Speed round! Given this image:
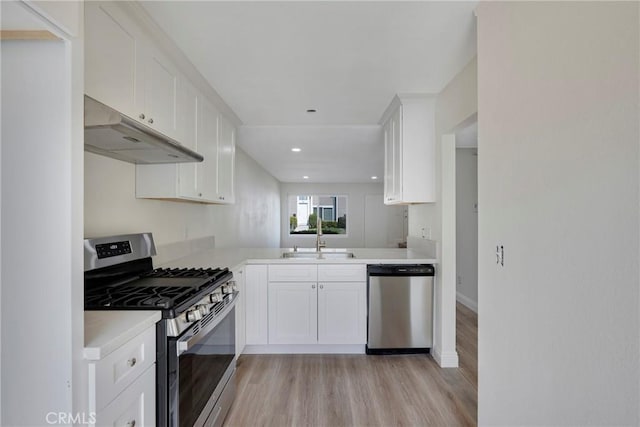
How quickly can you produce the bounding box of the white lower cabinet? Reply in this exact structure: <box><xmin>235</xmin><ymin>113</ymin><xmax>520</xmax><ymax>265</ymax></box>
<box><xmin>95</xmin><ymin>365</ymin><xmax>155</xmax><ymax>427</ymax></box>
<box><xmin>245</xmin><ymin>264</ymin><xmax>268</xmax><ymax>345</ymax></box>
<box><xmin>87</xmin><ymin>324</ymin><xmax>156</xmax><ymax>427</ymax></box>
<box><xmin>268</xmin><ymin>282</ymin><xmax>318</xmax><ymax>344</ymax></box>
<box><xmin>317</xmin><ymin>282</ymin><xmax>366</xmax><ymax>344</ymax></box>
<box><xmin>264</xmin><ymin>264</ymin><xmax>367</xmax><ymax>346</ymax></box>
<box><xmin>232</xmin><ymin>265</ymin><xmax>246</xmax><ymax>358</ymax></box>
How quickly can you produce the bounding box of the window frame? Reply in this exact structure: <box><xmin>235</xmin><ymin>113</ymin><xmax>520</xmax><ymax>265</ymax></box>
<box><xmin>287</xmin><ymin>194</ymin><xmax>349</xmax><ymax>238</ymax></box>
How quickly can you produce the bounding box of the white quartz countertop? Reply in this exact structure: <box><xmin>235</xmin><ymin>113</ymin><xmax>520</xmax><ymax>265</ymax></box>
<box><xmin>160</xmin><ymin>247</ymin><xmax>437</xmax><ymax>270</ymax></box>
<box><xmin>84</xmin><ymin>311</ymin><xmax>161</xmax><ymax>361</ymax></box>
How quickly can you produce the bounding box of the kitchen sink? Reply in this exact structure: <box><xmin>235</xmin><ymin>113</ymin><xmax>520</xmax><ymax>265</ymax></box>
<box><xmin>282</xmin><ymin>251</ymin><xmax>356</xmax><ymax>259</ymax></box>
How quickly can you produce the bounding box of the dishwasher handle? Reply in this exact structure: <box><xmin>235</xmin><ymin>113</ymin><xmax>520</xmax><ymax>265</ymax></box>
<box><xmin>367</xmin><ymin>264</ymin><xmax>435</xmax><ymax>276</ymax></box>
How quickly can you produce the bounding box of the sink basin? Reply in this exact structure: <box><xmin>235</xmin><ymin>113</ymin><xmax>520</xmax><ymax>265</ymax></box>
<box><xmin>282</xmin><ymin>251</ymin><xmax>355</xmax><ymax>259</ymax></box>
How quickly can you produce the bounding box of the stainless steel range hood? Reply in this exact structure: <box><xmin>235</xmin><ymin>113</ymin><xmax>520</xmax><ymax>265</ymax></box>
<box><xmin>84</xmin><ymin>96</ymin><xmax>204</xmax><ymax>164</ymax></box>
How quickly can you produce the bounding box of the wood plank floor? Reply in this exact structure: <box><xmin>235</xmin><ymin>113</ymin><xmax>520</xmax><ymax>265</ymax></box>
<box><xmin>224</xmin><ymin>303</ymin><xmax>477</xmax><ymax>426</ymax></box>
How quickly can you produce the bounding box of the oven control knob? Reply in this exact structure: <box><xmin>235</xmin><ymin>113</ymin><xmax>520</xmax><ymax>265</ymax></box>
<box><xmin>185</xmin><ymin>309</ymin><xmax>202</xmax><ymax>323</ymax></box>
<box><xmin>208</xmin><ymin>290</ymin><xmax>223</xmax><ymax>303</ymax></box>
<box><xmin>197</xmin><ymin>304</ymin><xmax>210</xmax><ymax>316</ymax></box>
<box><xmin>222</xmin><ymin>281</ymin><xmax>236</xmax><ymax>294</ymax></box>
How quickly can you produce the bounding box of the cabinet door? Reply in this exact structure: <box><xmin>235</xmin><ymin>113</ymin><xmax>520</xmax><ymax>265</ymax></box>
<box><xmin>268</xmin><ymin>282</ymin><xmax>317</xmax><ymax>344</ymax></box>
<box><xmin>245</xmin><ymin>265</ymin><xmax>268</xmax><ymax>345</ymax></box>
<box><xmin>95</xmin><ymin>365</ymin><xmax>155</xmax><ymax>427</ymax></box>
<box><xmin>318</xmin><ymin>282</ymin><xmax>366</xmax><ymax>344</ymax></box>
<box><xmin>176</xmin><ymin>76</ymin><xmax>198</xmax><ymax>151</ymax></box>
<box><xmin>197</xmin><ymin>98</ymin><xmax>219</xmax><ymax>201</ymax></box>
<box><xmin>390</xmin><ymin>106</ymin><xmax>403</xmax><ymax>202</ymax></box>
<box><xmin>85</xmin><ymin>3</ymin><xmax>143</xmax><ymax>120</ymax></box>
<box><xmin>142</xmin><ymin>47</ymin><xmax>178</xmax><ymax>139</ymax></box>
<box><xmin>383</xmin><ymin>119</ymin><xmax>394</xmax><ymax>202</ymax></box>
<box><xmin>232</xmin><ymin>266</ymin><xmax>246</xmax><ymax>359</ymax></box>
<box><xmin>177</xmin><ymin>79</ymin><xmax>199</xmax><ymax>199</ymax></box>
<box><xmin>216</xmin><ymin>114</ymin><xmax>236</xmax><ymax>203</ymax></box>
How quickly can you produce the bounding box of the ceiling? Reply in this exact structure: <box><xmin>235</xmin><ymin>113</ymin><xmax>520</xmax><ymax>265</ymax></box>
<box><xmin>141</xmin><ymin>1</ymin><xmax>478</xmax><ymax>183</ymax></box>
<box><xmin>1</xmin><ymin>1</ymin><xmax>48</xmax><ymax>30</ymax></box>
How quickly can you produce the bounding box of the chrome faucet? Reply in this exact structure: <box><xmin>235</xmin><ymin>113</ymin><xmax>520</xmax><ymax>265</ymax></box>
<box><xmin>316</xmin><ymin>217</ymin><xmax>326</xmax><ymax>251</ymax></box>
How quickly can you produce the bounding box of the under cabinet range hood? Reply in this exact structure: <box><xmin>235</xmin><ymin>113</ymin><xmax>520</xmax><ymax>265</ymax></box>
<box><xmin>84</xmin><ymin>96</ymin><xmax>204</xmax><ymax>164</ymax></box>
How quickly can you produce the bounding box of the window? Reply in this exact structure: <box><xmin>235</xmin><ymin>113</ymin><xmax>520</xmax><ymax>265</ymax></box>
<box><xmin>288</xmin><ymin>195</ymin><xmax>347</xmax><ymax>235</ymax></box>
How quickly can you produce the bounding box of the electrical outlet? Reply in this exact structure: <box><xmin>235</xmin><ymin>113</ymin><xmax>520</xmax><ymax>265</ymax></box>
<box><xmin>457</xmin><ymin>275</ymin><xmax>462</xmax><ymax>285</ymax></box>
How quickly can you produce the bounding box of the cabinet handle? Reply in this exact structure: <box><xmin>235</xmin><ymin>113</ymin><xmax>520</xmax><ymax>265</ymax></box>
<box><xmin>148</xmin><ymin>118</ymin><xmax>154</xmax><ymax>124</ymax></box>
<box><xmin>319</xmin><ymin>284</ymin><xmax>323</xmax><ymax>289</ymax></box>
<box><xmin>139</xmin><ymin>113</ymin><xmax>145</xmax><ymax>120</ymax></box>
<box><xmin>126</xmin><ymin>420</ymin><xmax>136</xmax><ymax>427</ymax></box>
<box><xmin>198</xmin><ymin>193</ymin><xmax>202</xmax><ymax>197</ymax></box>
<box><xmin>311</xmin><ymin>284</ymin><xmax>315</xmax><ymax>289</ymax></box>
<box><xmin>127</xmin><ymin>357</ymin><xmax>137</xmax><ymax>367</ymax></box>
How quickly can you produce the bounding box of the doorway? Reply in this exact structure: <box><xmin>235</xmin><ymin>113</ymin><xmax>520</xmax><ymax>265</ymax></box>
<box><xmin>455</xmin><ymin>122</ymin><xmax>478</xmax><ymax>312</ymax></box>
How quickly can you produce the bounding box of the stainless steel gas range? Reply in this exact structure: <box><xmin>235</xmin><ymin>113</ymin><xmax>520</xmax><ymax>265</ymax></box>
<box><xmin>84</xmin><ymin>233</ymin><xmax>237</xmax><ymax>427</ymax></box>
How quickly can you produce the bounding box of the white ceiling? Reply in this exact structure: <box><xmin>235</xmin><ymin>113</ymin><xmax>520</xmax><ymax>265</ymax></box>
<box><xmin>1</xmin><ymin>1</ymin><xmax>48</xmax><ymax>30</ymax></box>
<box><xmin>141</xmin><ymin>1</ymin><xmax>478</xmax><ymax>183</ymax></box>
<box><xmin>239</xmin><ymin>125</ymin><xmax>383</xmax><ymax>183</ymax></box>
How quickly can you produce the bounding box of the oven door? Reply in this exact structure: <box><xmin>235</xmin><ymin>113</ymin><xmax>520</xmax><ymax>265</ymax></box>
<box><xmin>169</xmin><ymin>299</ymin><xmax>237</xmax><ymax>427</ymax></box>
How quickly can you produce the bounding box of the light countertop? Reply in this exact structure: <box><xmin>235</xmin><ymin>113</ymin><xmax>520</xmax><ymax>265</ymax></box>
<box><xmin>160</xmin><ymin>247</ymin><xmax>437</xmax><ymax>270</ymax></box>
<box><xmin>84</xmin><ymin>248</ymin><xmax>435</xmax><ymax>358</ymax></box>
<box><xmin>84</xmin><ymin>310</ymin><xmax>161</xmax><ymax>360</ymax></box>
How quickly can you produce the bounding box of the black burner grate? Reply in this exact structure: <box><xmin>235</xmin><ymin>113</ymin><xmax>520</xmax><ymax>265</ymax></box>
<box><xmin>84</xmin><ymin>265</ymin><xmax>231</xmax><ymax>316</ymax></box>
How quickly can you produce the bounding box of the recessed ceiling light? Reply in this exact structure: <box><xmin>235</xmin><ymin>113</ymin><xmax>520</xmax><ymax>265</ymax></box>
<box><xmin>291</xmin><ymin>147</ymin><xmax>301</xmax><ymax>152</ymax></box>
<box><xmin>303</xmin><ymin>176</ymin><xmax>309</xmax><ymax>179</ymax></box>
<box><xmin>306</xmin><ymin>109</ymin><xmax>317</xmax><ymax>113</ymax></box>
<box><xmin>371</xmin><ymin>176</ymin><xmax>378</xmax><ymax>180</ymax></box>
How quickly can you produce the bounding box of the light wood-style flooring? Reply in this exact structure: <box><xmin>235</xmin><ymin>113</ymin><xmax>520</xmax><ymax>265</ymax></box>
<box><xmin>224</xmin><ymin>303</ymin><xmax>477</xmax><ymax>426</ymax></box>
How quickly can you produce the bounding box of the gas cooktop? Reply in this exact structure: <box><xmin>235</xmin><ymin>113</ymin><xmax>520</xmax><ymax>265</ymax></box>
<box><xmin>85</xmin><ymin>267</ymin><xmax>231</xmax><ymax>311</ymax></box>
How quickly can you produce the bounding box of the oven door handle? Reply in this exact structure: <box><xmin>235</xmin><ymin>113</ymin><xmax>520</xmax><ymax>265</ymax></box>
<box><xmin>177</xmin><ymin>294</ymin><xmax>237</xmax><ymax>356</ymax></box>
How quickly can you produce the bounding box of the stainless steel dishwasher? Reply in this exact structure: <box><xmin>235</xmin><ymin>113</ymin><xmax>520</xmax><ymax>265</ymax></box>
<box><xmin>366</xmin><ymin>264</ymin><xmax>435</xmax><ymax>355</ymax></box>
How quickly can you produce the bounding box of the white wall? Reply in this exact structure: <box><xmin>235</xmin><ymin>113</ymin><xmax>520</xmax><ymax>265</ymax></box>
<box><xmin>408</xmin><ymin>58</ymin><xmax>478</xmax><ymax>242</ymax></box>
<box><xmin>477</xmin><ymin>2</ymin><xmax>639</xmax><ymax>424</ymax></box>
<box><xmin>1</xmin><ymin>37</ymin><xmax>78</xmax><ymax>426</ymax></box>
<box><xmin>280</xmin><ymin>183</ymin><xmax>404</xmax><ymax>248</ymax></box>
<box><xmin>408</xmin><ymin>57</ymin><xmax>478</xmax><ymax>367</ymax></box>
<box><xmin>85</xmin><ymin>146</ymin><xmax>281</xmax><ymax>251</ymax></box>
<box><xmin>210</xmin><ymin>148</ymin><xmax>281</xmax><ymax>248</ymax></box>
<box><xmin>455</xmin><ymin>148</ymin><xmax>477</xmax><ymax>312</ymax></box>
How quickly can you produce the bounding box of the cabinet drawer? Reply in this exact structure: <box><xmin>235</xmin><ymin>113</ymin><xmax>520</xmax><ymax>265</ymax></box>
<box><xmin>268</xmin><ymin>264</ymin><xmax>317</xmax><ymax>282</ymax></box>
<box><xmin>91</xmin><ymin>325</ymin><xmax>156</xmax><ymax>411</ymax></box>
<box><xmin>95</xmin><ymin>365</ymin><xmax>155</xmax><ymax>427</ymax></box>
<box><xmin>318</xmin><ymin>264</ymin><xmax>366</xmax><ymax>282</ymax></box>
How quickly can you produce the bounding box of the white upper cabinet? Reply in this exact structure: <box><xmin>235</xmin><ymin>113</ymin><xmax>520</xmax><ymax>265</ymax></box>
<box><xmin>380</xmin><ymin>95</ymin><xmax>436</xmax><ymax>204</ymax></box>
<box><xmin>136</xmin><ymin>96</ymin><xmax>234</xmax><ymax>204</ymax></box>
<box><xmin>176</xmin><ymin>77</ymin><xmax>198</xmax><ymax>151</ymax></box>
<box><xmin>85</xmin><ymin>2</ymin><xmax>143</xmax><ymax>121</ymax></box>
<box><xmin>197</xmin><ymin>97</ymin><xmax>220</xmax><ymax>201</ymax></box>
<box><xmin>216</xmin><ymin>114</ymin><xmax>236</xmax><ymax>204</ymax></box>
<box><xmin>141</xmin><ymin>47</ymin><xmax>178</xmax><ymax>138</ymax></box>
<box><xmin>86</xmin><ymin>1</ymin><xmax>238</xmax><ymax>204</ymax></box>
<box><xmin>86</xmin><ymin>2</ymin><xmax>178</xmax><ymax>141</ymax></box>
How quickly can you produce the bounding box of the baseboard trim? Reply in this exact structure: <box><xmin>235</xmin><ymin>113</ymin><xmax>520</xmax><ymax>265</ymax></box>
<box><xmin>432</xmin><ymin>346</ymin><xmax>459</xmax><ymax>368</ymax></box>
<box><xmin>243</xmin><ymin>344</ymin><xmax>365</xmax><ymax>354</ymax></box>
<box><xmin>456</xmin><ymin>291</ymin><xmax>478</xmax><ymax>313</ymax></box>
